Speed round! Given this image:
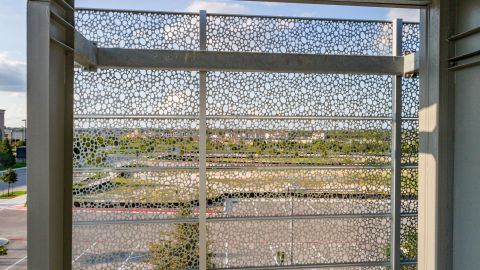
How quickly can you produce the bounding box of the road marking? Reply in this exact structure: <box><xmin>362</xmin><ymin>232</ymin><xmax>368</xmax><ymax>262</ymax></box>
<box><xmin>129</xmin><ymin>254</ymin><xmax>146</xmax><ymax>260</ymax></box>
<box><xmin>269</xmin><ymin>244</ymin><xmax>286</xmax><ymax>266</ymax></box>
<box><xmin>252</xmin><ymin>201</ymin><xmax>259</xmax><ymax>216</ymax></box>
<box><xmin>269</xmin><ymin>245</ymin><xmax>279</xmax><ymax>266</ymax></box>
<box><xmin>4</xmin><ymin>255</ymin><xmax>27</xmax><ymax>270</ymax></box>
<box><xmin>72</xmin><ymin>242</ymin><xmax>97</xmax><ymax>263</ymax></box>
<box><xmin>118</xmin><ymin>244</ymin><xmax>139</xmax><ymax>270</ymax></box>
<box><xmin>224</xmin><ymin>242</ymin><xmax>229</xmax><ymax>266</ymax></box>
<box><xmin>312</xmin><ymin>245</ymin><xmax>318</xmax><ymax>257</ymax></box>
<box><xmin>307</xmin><ymin>201</ymin><xmax>315</xmax><ymax>212</ymax></box>
<box><xmin>312</xmin><ymin>245</ymin><xmax>327</xmax><ymax>261</ymax></box>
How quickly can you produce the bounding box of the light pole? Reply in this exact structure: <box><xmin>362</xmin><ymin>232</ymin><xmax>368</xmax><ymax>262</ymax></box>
<box><xmin>22</xmin><ymin>119</ymin><xmax>26</xmax><ymax>142</ymax></box>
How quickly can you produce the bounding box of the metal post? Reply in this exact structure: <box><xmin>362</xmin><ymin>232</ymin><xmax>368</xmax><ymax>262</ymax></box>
<box><xmin>290</xmin><ymin>186</ymin><xmax>294</xmax><ymax>265</ymax></box>
<box><xmin>199</xmin><ymin>9</ymin><xmax>208</xmax><ymax>270</ymax></box>
<box><xmin>418</xmin><ymin>4</ymin><xmax>455</xmax><ymax>270</ymax></box>
<box><xmin>391</xmin><ymin>18</ymin><xmax>403</xmax><ymax>270</ymax></box>
<box><xmin>22</xmin><ymin>119</ymin><xmax>27</xmax><ymax>141</ymax></box>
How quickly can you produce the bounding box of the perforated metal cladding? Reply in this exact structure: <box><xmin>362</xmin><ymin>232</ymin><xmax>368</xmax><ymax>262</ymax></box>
<box><xmin>75</xmin><ymin>70</ymin><xmax>199</xmax><ymax>116</ymax></box>
<box><xmin>402</xmin><ymin>23</ymin><xmax>420</xmax><ymax>54</ymax></box>
<box><xmin>207</xmin><ymin>72</ymin><xmax>393</xmax><ymax>117</ymax></box>
<box><xmin>75</xmin><ymin>10</ymin><xmax>200</xmax><ymax>50</ymax></box>
<box><xmin>72</xmin><ymin>222</ymin><xmax>200</xmax><ymax>269</ymax></box>
<box><xmin>207</xmin><ymin>168</ymin><xmax>419</xmax><ymax>218</ymax></box>
<box><xmin>73</xmin><ymin>67</ymin><xmax>201</xmax><ymax>270</ymax></box>
<box><xmin>207</xmin><ymin>15</ymin><xmax>393</xmax><ymax>55</ymax></box>
<box><xmin>208</xmin><ymin>218</ymin><xmax>390</xmax><ymax>268</ymax></box>
<box><xmin>402</xmin><ymin>23</ymin><xmax>420</xmax><ymax>119</ymax></box>
<box><xmin>399</xmin><ymin>24</ymin><xmax>419</xmax><ymax>265</ymax></box>
<box><xmin>73</xmin><ymin>10</ymin><xmax>420</xmax><ymax>270</ymax></box>
<box><xmin>205</xmin><ymin>71</ymin><xmax>395</xmax><ymax>268</ymax></box>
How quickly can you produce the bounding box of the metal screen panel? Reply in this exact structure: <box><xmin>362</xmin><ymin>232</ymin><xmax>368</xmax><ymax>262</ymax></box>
<box><xmin>205</xmin><ymin>70</ymin><xmax>393</xmax><ymax>268</ymax></box>
<box><xmin>207</xmin><ymin>15</ymin><xmax>393</xmax><ymax>55</ymax></box>
<box><xmin>208</xmin><ymin>218</ymin><xmax>390</xmax><ymax>268</ymax></box>
<box><xmin>76</xmin><ymin>10</ymin><xmax>200</xmax><ymax>50</ymax></box>
<box><xmin>400</xmin><ymin>23</ymin><xmax>419</xmax><ymax>264</ymax></box>
<box><xmin>72</xmin><ymin>69</ymin><xmax>201</xmax><ymax>269</ymax></box>
<box><xmin>73</xmin><ymin>9</ymin><xmax>419</xmax><ymax>270</ymax></box>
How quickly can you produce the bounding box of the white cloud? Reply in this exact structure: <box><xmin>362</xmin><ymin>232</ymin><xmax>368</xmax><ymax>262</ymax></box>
<box><xmin>260</xmin><ymin>2</ymin><xmax>286</xmax><ymax>6</ymax></box>
<box><xmin>0</xmin><ymin>53</ymin><xmax>26</xmax><ymax>92</ymax></box>
<box><xmin>0</xmin><ymin>92</ymin><xmax>26</xmax><ymax>127</ymax></box>
<box><xmin>184</xmin><ymin>0</ymin><xmax>248</xmax><ymax>14</ymax></box>
<box><xmin>386</xmin><ymin>8</ymin><xmax>420</xmax><ymax>22</ymax></box>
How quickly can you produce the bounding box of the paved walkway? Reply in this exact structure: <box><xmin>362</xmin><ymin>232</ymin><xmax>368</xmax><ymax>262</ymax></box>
<box><xmin>0</xmin><ymin>195</ymin><xmax>27</xmax><ymax>210</ymax></box>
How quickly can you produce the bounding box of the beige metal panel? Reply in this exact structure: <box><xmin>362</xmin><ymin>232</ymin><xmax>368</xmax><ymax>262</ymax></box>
<box><xmin>418</xmin><ymin>1</ymin><xmax>454</xmax><ymax>270</ymax></box>
<box><xmin>452</xmin><ymin>0</ymin><xmax>480</xmax><ymax>269</ymax></box>
<box><xmin>453</xmin><ymin>65</ymin><xmax>480</xmax><ymax>270</ymax></box>
<box><xmin>27</xmin><ymin>3</ymin><xmax>51</xmax><ymax>267</ymax></box>
<box><xmin>27</xmin><ymin>0</ymin><xmax>74</xmax><ymax>269</ymax></box>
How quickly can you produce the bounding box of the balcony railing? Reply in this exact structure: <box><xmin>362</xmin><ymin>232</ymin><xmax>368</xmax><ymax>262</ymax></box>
<box><xmin>70</xmin><ymin>8</ymin><xmax>419</xmax><ymax>270</ymax></box>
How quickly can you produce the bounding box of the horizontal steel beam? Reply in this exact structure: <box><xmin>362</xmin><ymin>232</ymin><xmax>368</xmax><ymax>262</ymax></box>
<box><xmin>95</xmin><ymin>48</ymin><xmax>405</xmax><ymax>75</ymax></box>
<box><xmin>72</xmin><ymin>165</ymin><xmax>400</xmax><ymax>174</ymax></box>
<box><xmin>74</xmin><ymin>31</ymin><xmax>97</xmax><ymax>69</ymax></box>
<box><xmin>72</xmin><ymin>212</ymin><xmax>418</xmax><ymax>226</ymax></box>
<box><xmin>74</xmin><ymin>114</ymin><xmax>394</xmax><ymax>120</ymax></box>
<box><xmin>240</xmin><ymin>0</ymin><xmax>430</xmax><ymax>8</ymax></box>
<box><xmin>73</xmin><ymin>32</ymin><xmax>420</xmax><ymax>76</ymax></box>
<box><xmin>448</xmin><ymin>25</ymin><xmax>480</xmax><ymax>41</ymax></box>
<box><xmin>213</xmin><ymin>260</ymin><xmax>417</xmax><ymax>270</ymax></box>
<box><xmin>404</xmin><ymin>52</ymin><xmax>420</xmax><ymax>76</ymax></box>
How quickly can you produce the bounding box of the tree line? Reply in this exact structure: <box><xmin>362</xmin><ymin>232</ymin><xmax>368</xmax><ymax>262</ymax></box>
<box><xmin>0</xmin><ymin>138</ymin><xmax>19</xmax><ymax>196</ymax></box>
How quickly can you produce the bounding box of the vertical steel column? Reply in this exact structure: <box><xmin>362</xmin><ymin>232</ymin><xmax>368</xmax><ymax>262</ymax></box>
<box><xmin>391</xmin><ymin>18</ymin><xmax>403</xmax><ymax>270</ymax></box>
<box><xmin>27</xmin><ymin>0</ymin><xmax>74</xmax><ymax>269</ymax></box>
<box><xmin>418</xmin><ymin>3</ymin><xmax>455</xmax><ymax>270</ymax></box>
<box><xmin>199</xmin><ymin>9</ymin><xmax>208</xmax><ymax>270</ymax></box>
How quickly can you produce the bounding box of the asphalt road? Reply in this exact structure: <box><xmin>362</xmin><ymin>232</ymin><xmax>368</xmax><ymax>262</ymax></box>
<box><xmin>0</xmin><ymin>168</ymin><xmax>27</xmax><ymax>193</ymax></box>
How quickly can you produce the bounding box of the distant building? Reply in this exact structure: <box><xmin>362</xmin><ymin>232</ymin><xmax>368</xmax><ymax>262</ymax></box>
<box><xmin>0</xmin><ymin>109</ymin><xmax>5</xmax><ymax>141</ymax></box>
<box><xmin>0</xmin><ymin>110</ymin><xmax>27</xmax><ymax>143</ymax></box>
<box><xmin>4</xmin><ymin>128</ymin><xmax>26</xmax><ymax>143</ymax></box>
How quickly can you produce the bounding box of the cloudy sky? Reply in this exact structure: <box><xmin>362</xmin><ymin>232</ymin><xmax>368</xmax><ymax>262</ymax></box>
<box><xmin>0</xmin><ymin>0</ymin><xmax>418</xmax><ymax>127</ymax></box>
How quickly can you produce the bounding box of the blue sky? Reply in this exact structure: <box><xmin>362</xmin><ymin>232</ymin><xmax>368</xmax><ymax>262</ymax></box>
<box><xmin>0</xmin><ymin>0</ymin><xmax>418</xmax><ymax>127</ymax></box>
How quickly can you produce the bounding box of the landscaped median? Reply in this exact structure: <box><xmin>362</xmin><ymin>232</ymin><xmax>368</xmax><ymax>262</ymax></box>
<box><xmin>0</xmin><ymin>191</ymin><xmax>27</xmax><ymax>199</ymax></box>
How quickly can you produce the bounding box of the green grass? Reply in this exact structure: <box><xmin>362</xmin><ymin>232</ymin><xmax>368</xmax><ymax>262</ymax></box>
<box><xmin>91</xmin><ymin>168</ymin><xmax>417</xmax><ymax>204</ymax></box>
<box><xmin>96</xmin><ymin>178</ymin><xmax>196</xmax><ymax>203</ymax></box>
<box><xmin>73</xmin><ymin>182</ymin><xmax>88</xmax><ymax>189</ymax></box>
<box><xmin>0</xmin><ymin>162</ymin><xmax>27</xmax><ymax>171</ymax></box>
<box><xmin>12</xmin><ymin>162</ymin><xmax>27</xmax><ymax>169</ymax></box>
<box><xmin>0</xmin><ymin>191</ymin><xmax>27</xmax><ymax>199</ymax></box>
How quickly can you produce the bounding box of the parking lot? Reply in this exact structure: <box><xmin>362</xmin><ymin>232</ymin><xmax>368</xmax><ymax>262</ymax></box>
<box><xmin>69</xmin><ymin>197</ymin><xmax>416</xmax><ymax>269</ymax></box>
<box><xmin>0</xmin><ymin>207</ymin><xmax>27</xmax><ymax>270</ymax></box>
